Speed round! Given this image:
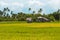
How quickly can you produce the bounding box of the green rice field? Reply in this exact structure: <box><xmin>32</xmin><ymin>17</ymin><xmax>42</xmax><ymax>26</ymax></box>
<box><xmin>0</xmin><ymin>21</ymin><xmax>60</xmax><ymax>40</ymax></box>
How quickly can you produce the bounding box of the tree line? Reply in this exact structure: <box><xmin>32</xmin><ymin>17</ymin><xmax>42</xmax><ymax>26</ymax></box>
<box><xmin>0</xmin><ymin>7</ymin><xmax>60</xmax><ymax>21</ymax></box>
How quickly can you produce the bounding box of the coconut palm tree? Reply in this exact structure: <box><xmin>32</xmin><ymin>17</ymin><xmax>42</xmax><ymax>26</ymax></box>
<box><xmin>0</xmin><ymin>10</ymin><xmax>3</xmax><ymax>17</ymax></box>
<box><xmin>28</xmin><ymin>8</ymin><xmax>32</xmax><ymax>14</ymax></box>
<box><xmin>38</xmin><ymin>8</ymin><xmax>42</xmax><ymax>14</ymax></box>
<box><xmin>3</xmin><ymin>7</ymin><xmax>10</xmax><ymax>17</ymax></box>
<box><xmin>33</xmin><ymin>11</ymin><xmax>35</xmax><ymax>14</ymax></box>
<box><xmin>29</xmin><ymin>8</ymin><xmax>31</xmax><ymax>11</ymax></box>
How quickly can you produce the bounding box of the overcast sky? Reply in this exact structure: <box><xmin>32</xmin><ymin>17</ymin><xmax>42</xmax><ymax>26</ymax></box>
<box><xmin>0</xmin><ymin>0</ymin><xmax>60</xmax><ymax>14</ymax></box>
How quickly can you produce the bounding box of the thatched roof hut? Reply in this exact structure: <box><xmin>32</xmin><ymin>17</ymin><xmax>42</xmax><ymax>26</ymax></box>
<box><xmin>37</xmin><ymin>16</ymin><xmax>50</xmax><ymax>22</ymax></box>
<box><xmin>26</xmin><ymin>18</ymin><xmax>32</xmax><ymax>23</ymax></box>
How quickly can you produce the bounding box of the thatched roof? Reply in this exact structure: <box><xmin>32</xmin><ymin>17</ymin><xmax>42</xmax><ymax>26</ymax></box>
<box><xmin>37</xmin><ymin>16</ymin><xmax>49</xmax><ymax>20</ymax></box>
<box><xmin>26</xmin><ymin>18</ymin><xmax>32</xmax><ymax>21</ymax></box>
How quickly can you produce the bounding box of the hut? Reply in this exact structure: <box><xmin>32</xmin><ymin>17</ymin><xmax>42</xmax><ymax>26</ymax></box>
<box><xmin>37</xmin><ymin>16</ymin><xmax>50</xmax><ymax>22</ymax></box>
<box><xmin>26</xmin><ymin>17</ymin><xmax>33</xmax><ymax>23</ymax></box>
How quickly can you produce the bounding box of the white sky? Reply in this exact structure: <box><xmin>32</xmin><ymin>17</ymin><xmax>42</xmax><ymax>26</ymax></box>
<box><xmin>0</xmin><ymin>0</ymin><xmax>60</xmax><ymax>14</ymax></box>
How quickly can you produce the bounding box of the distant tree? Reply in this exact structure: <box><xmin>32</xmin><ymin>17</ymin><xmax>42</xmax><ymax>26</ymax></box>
<box><xmin>42</xmin><ymin>13</ymin><xmax>46</xmax><ymax>17</ymax></box>
<box><xmin>12</xmin><ymin>14</ymin><xmax>17</xmax><ymax>21</ymax></box>
<box><xmin>0</xmin><ymin>7</ymin><xmax>59</xmax><ymax>22</ymax></box>
<box><xmin>38</xmin><ymin>8</ymin><xmax>42</xmax><ymax>14</ymax></box>
<box><xmin>57</xmin><ymin>9</ymin><xmax>60</xmax><ymax>13</ymax></box>
<box><xmin>33</xmin><ymin>11</ymin><xmax>35</xmax><ymax>14</ymax></box>
<box><xmin>0</xmin><ymin>10</ymin><xmax>3</xmax><ymax>17</ymax></box>
<box><xmin>3</xmin><ymin>7</ymin><xmax>10</xmax><ymax>17</ymax></box>
<box><xmin>0</xmin><ymin>10</ymin><xmax>3</xmax><ymax>21</ymax></box>
<box><xmin>48</xmin><ymin>9</ymin><xmax>60</xmax><ymax>21</ymax></box>
<box><xmin>29</xmin><ymin>8</ymin><xmax>31</xmax><ymax>11</ymax></box>
<box><xmin>11</xmin><ymin>11</ymin><xmax>13</xmax><ymax>15</ymax></box>
<box><xmin>17</xmin><ymin>12</ymin><xmax>26</xmax><ymax>21</ymax></box>
<box><xmin>28</xmin><ymin>8</ymin><xmax>32</xmax><ymax>14</ymax></box>
<box><xmin>53</xmin><ymin>10</ymin><xmax>60</xmax><ymax>21</ymax></box>
<box><xmin>49</xmin><ymin>16</ymin><xmax>55</xmax><ymax>21</ymax></box>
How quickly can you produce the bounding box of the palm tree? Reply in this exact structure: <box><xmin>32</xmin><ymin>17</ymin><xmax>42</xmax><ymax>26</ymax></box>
<box><xmin>28</xmin><ymin>8</ymin><xmax>31</xmax><ymax>14</ymax></box>
<box><xmin>33</xmin><ymin>11</ymin><xmax>35</xmax><ymax>14</ymax></box>
<box><xmin>38</xmin><ymin>8</ymin><xmax>42</xmax><ymax>14</ymax></box>
<box><xmin>11</xmin><ymin>11</ymin><xmax>13</xmax><ymax>16</ymax></box>
<box><xmin>57</xmin><ymin>9</ymin><xmax>60</xmax><ymax>13</ymax></box>
<box><xmin>3</xmin><ymin>8</ymin><xmax>6</xmax><ymax>16</ymax></box>
<box><xmin>0</xmin><ymin>10</ymin><xmax>3</xmax><ymax>17</ymax></box>
<box><xmin>29</xmin><ymin>8</ymin><xmax>31</xmax><ymax>11</ymax></box>
<box><xmin>32</xmin><ymin>11</ymin><xmax>35</xmax><ymax>17</ymax></box>
<box><xmin>3</xmin><ymin>7</ymin><xmax>10</xmax><ymax>16</ymax></box>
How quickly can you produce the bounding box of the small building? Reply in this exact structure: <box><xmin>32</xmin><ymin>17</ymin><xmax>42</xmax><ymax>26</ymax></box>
<box><xmin>26</xmin><ymin>17</ymin><xmax>51</xmax><ymax>23</ymax></box>
<box><xmin>26</xmin><ymin>17</ymin><xmax>33</xmax><ymax>23</ymax></box>
<box><xmin>36</xmin><ymin>16</ymin><xmax>50</xmax><ymax>22</ymax></box>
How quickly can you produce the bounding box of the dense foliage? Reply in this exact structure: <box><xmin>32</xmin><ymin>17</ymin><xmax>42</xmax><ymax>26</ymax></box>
<box><xmin>0</xmin><ymin>7</ymin><xmax>60</xmax><ymax>21</ymax></box>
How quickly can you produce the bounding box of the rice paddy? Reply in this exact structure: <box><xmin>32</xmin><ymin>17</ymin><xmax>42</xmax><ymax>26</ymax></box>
<box><xmin>0</xmin><ymin>21</ymin><xmax>60</xmax><ymax>40</ymax></box>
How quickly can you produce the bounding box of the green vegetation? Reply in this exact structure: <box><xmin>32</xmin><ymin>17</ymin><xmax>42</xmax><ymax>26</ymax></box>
<box><xmin>0</xmin><ymin>25</ymin><xmax>60</xmax><ymax>40</ymax></box>
<box><xmin>0</xmin><ymin>7</ymin><xmax>60</xmax><ymax>40</ymax></box>
<box><xmin>0</xmin><ymin>7</ymin><xmax>60</xmax><ymax>22</ymax></box>
<box><xmin>0</xmin><ymin>22</ymin><xmax>60</xmax><ymax>40</ymax></box>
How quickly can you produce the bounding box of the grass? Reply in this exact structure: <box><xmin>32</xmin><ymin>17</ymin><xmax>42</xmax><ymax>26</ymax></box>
<box><xmin>0</xmin><ymin>21</ymin><xmax>60</xmax><ymax>40</ymax></box>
